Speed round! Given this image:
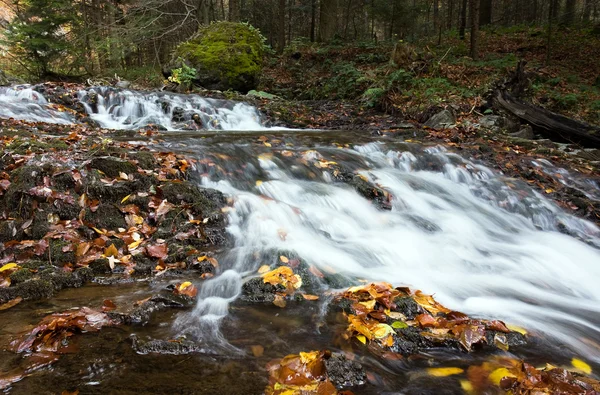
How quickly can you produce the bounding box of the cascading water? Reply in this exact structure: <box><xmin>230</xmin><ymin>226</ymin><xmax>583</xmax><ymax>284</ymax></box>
<box><xmin>0</xmin><ymin>86</ymin><xmax>73</xmax><ymax>124</ymax></box>
<box><xmin>0</xmin><ymin>85</ymin><xmax>269</xmax><ymax>131</ymax></box>
<box><xmin>77</xmin><ymin>87</ymin><xmax>267</xmax><ymax>131</ymax></box>
<box><xmin>168</xmin><ymin>132</ymin><xmax>600</xmax><ymax>362</ymax></box>
<box><xmin>2</xmin><ymin>84</ymin><xmax>600</xmax><ymax>365</ymax></box>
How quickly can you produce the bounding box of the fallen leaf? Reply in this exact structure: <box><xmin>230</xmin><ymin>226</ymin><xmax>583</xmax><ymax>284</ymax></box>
<box><xmin>0</xmin><ymin>297</ymin><xmax>23</xmax><ymax>311</ymax></box>
<box><xmin>301</xmin><ymin>294</ymin><xmax>319</xmax><ymax>301</ymax></box>
<box><xmin>258</xmin><ymin>265</ymin><xmax>271</xmax><ymax>274</ymax></box>
<box><xmin>250</xmin><ymin>345</ymin><xmax>264</xmax><ymax>357</ymax></box>
<box><xmin>572</xmin><ymin>358</ymin><xmax>592</xmax><ymax>375</ymax></box>
<box><xmin>427</xmin><ymin>367</ymin><xmax>464</xmax><ymax>377</ymax></box>
<box><xmin>146</xmin><ymin>244</ymin><xmax>168</xmax><ymax>259</ymax></box>
<box><xmin>273</xmin><ymin>294</ymin><xmax>286</xmax><ymax>308</ymax></box>
<box><xmin>103</xmin><ymin>244</ymin><xmax>118</xmax><ymax>258</ymax></box>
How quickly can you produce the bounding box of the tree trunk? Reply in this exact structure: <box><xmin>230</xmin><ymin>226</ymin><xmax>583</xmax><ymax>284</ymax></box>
<box><xmin>470</xmin><ymin>0</ymin><xmax>480</xmax><ymax>60</ymax></box>
<box><xmin>546</xmin><ymin>0</ymin><xmax>554</xmax><ymax>65</ymax></box>
<box><xmin>459</xmin><ymin>0</ymin><xmax>468</xmax><ymax>39</ymax></box>
<box><xmin>447</xmin><ymin>0</ymin><xmax>455</xmax><ymax>29</ymax></box>
<box><xmin>583</xmin><ymin>0</ymin><xmax>593</xmax><ymax>20</ymax></box>
<box><xmin>277</xmin><ymin>0</ymin><xmax>285</xmax><ymax>52</ymax></box>
<box><xmin>563</xmin><ymin>0</ymin><xmax>577</xmax><ymax>25</ymax></box>
<box><xmin>310</xmin><ymin>0</ymin><xmax>316</xmax><ymax>41</ymax></box>
<box><xmin>229</xmin><ymin>0</ymin><xmax>240</xmax><ymax>21</ymax></box>
<box><xmin>480</xmin><ymin>0</ymin><xmax>492</xmax><ymax>26</ymax></box>
<box><xmin>318</xmin><ymin>0</ymin><xmax>338</xmax><ymax>42</ymax></box>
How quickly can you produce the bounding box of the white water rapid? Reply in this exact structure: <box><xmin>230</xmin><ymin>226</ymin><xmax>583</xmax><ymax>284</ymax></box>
<box><xmin>78</xmin><ymin>87</ymin><xmax>266</xmax><ymax>130</ymax></box>
<box><xmin>0</xmin><ymin>85</ymin><xmax>267</xmax><ymax>130</ymax></box>
<box><xmin>172</xmin><ymin>135</ymin><xmax>600</xmax><ymax>362</ymax></box>
<box><xmin>0</xmin><ymin>86</ymin><xmax>73</xmax><ymax>124</ymax></box>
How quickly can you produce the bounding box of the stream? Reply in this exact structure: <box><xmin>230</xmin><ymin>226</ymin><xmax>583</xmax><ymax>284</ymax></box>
<box><xmin>1</xmin><ymin>85</ymin><xmax>600</xmax><ymax>394</ymax></box>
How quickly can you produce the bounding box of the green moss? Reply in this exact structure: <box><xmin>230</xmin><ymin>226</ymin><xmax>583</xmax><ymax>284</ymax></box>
<box><xmin>89</xmin><ymin>157</ymin><xmax>137</xmax><ymax>178</ymax></box>
<box><xmin>172</xmin><ymin>22</ymin><xmax>265</xmax><ymax>92</ymax></box>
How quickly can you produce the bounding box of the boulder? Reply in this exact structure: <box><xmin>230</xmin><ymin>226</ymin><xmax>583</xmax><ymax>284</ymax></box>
<box><xmin>424</xmin><ymin>109</ymin><xmax>455</xmax><ymax>129</ymax></box>
<box><xmin>510</xmin><ymin>124</ymin><xmax>534</xmax><ymax>139</ymax></box>
<box><xmin>480</xmin><ymin>114</ymin><xmax>520</xmax><ymax>133</ymax></box>
<box><xmin>167</xmin><ymin>22</ymin><xmax>265</xmax><ymax>93</ymax></box>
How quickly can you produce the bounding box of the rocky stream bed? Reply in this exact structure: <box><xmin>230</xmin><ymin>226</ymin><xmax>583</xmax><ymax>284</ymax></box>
<box><xmin>0</xmin><ymin>83</ymin><xmax>599</xmax><ymax>394</ymax></box>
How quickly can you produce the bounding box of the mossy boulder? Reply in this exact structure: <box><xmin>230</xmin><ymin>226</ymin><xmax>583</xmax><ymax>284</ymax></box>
<box><xmin>168</xmin><ymin>22</ymin><xmax>265</xmax><ymax>93</ymax></box>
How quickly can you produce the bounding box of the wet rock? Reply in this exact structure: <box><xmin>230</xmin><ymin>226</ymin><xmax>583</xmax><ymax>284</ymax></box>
<box><xmin>241</xmin><ymin>277</ymin><xmax>285</xmax><ymax>303</ymax></box>
<box><xmin>160</xmin><ymin>181</ymin><xmax>226</xmax><ymax>214</ymax></box>
<box><xmin>393</xmin><ymin>296</ymin><xmax>424</xmax><ymax>320</ymax></box>
<box><xmin>130</xmin><ymin>335</ymin><xmax>207</xmax><ymax>355</ymax></box>
<box><xmin>113</xmin><ymin>292</ymin><xmax>194</xmax><ymax>325</ymax></box>
<box><xmin>0</xmin><ymin>279</ymin><xmax>55</xmax><ymax>303</ymax></box>
<box><xmin>324</xmin><ymin>353</ymin><xmax>366</xmax><ymax>389</ymax></box>
<box><xmin>510</xmin><ymin>124</ymin><xmax>534</xmax><ymax>139</ymax></box>
<box><xmin>424</xmin><ymin>110</ymin><xmax>455</xmax><ymax>129</ymax></box>
<box><xmin>89</xmin><ymin>258</ymin><xmax>112</xmax><ymax>274</ymax></box>
<box><xmin>390</xmin><ymin>326</ymin><xmax>438</xmax><ymax>355</ymax></box>
<box><xmin>84</xmin><ymin>203</ymin><xmax>127</xmax><ymax>230</ymax></box>
<box><xmin>130</xmin><ymin>152</ymin><xmax>157</xmax><ymax>170</ymax></box>
<box><xmin>335</xmin><ymin>172</ymin><xmax>391</xmax><ymax>210</ymax></box>
<box><xmin>46</xmin><ymin>239</ymin><xmax>76</xmax><ymax>264</ymax></box>
<box><xmin>88</xmin><ymin>157</ymin><xmax>137</xmax><ymax>178</ymax></box>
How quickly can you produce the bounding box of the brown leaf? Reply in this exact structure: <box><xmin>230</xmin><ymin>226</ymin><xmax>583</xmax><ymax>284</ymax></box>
<box><xmin>273</xmin><ymin>294</ymin><xmax>287</xmax><ymax>308</ymax></box>
<box><xmin>0</xmin><ymin>297</ymin><xmax>23</xmax><ymax>311</ymax></box>
<box><xmin>102</xmin><ymin>300</ymin><xmax>116</xmax><ymax>312</ymax></box>
<box><xmin>146</xmin><ymin>244</ymin><xmax>168</xmax><ymax>259</ymax></box>
<box><xmin>175</xmin><ymin>282</ymin><xmax>198</xmax><ymax>298</ymax></box>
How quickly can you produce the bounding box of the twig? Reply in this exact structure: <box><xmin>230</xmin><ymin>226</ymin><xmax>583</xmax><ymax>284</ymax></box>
<box><xmin>438</xmin><ymin>47</ymin><xmax>452</xmax><ymax>65</ymax></box>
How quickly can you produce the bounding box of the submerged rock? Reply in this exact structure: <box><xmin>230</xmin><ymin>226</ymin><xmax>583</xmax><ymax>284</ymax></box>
<box><xmin>130</xmin><ymin>334</ymin><xmax>207</xmax><ymax>355</ymax></box>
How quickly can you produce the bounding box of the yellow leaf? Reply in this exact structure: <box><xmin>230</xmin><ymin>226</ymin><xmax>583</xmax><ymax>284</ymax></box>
<box><xmin>427</xmin><ymin>367</ymin><xmax>464</xmax><ymax>377</ymax></box>
<box><xmin>264</xmin><ymin>142</ymin><xmax>272</xmax><ymax>147</ymax></box>
<box><xmin>197</xmin><ymin>256</ymin><xmax>207</xmax><ymax>262</ymax></box>
<box><xmin>103</xmin><ymin>244</ymin><xmax>119</xmax><ymax>258</ymax></box>
<box><xmin>92</xmin><ymin>227</ymin><xmax>106</xmax><ymax>235</ymax></box>
<box><xmin>489</xmin><ymin>368</ymin><xmax>516</xmax><ymax>386</ymax></box>
<box><xmin>0</xmin><ymin>263</ymin><xmax>18</xmax><ymax>273</ymax></box>
<box><xmin>460</xmin><ymin>380</ymin><xmax>474</xmax><ymax>394</ymax></box>
<box><xmin>255</xmin><ymin>180</ymin><xmax>263</xmax><ymax>187</ymax></box>
<box><xmin>119</xmin><ymin>172</ymin><xmax>129</xmax><ymax>180</ymax></box>
<box><xmin>372</xmin><ymin>323</ymin><xmax>394</xmax><ymax>339</ymax></box>
<box><xmin>121</xmin><ymin>194</ymin><xmax>132</xmax><ymax>203</ymax></box>
<box><xmin>506</xmin><ymin>324</ymin><xmax>527</xmax><ymax>335</ymax></box>
<box><xmin>178</xmin><ymin>282</ymin><xmax>193</xmax><ymax>292</ymax></box>
<box><xmin>128</xmin><ymin>239</ymin><xmax>143</xmax><ymax>250</ymax></box>
<box><xmin>299</xmin><ymin>351</ymin><xmax>319</xmax><ymax>364</ymax></box>
<box><xmin>258</xmin><ymin>265</ymin><xmax>270</xmax><ymax>274</ymax></box>
<box><xmin>359</xmin><ymin>300</ymin><xmax>376</xmax><ymax>310</ymax></box>
<box><xmin>356</xmin><ymin>335</ymin><xmax>367</xmax><ymax>344</ymax></box>
<box><xmin>280</xmin><ymin>255</ymin><xmax>289</xmax><ymax>263</ymax></box>
<box><xmin>545</xmin><ymin>189</ymin><xmax>554</xmax><ymax>194</ymax></box>
<box><xmin>572</xmin><ymin>358</ymin><xmax>592</xmax><ymax>375</ymax></box>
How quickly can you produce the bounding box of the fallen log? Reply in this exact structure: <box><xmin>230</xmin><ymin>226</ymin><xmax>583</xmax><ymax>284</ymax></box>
<box><xmin>490</xmin><ymin>61</ymin><xmax>600</xmax><ymax>148</ymax></box>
